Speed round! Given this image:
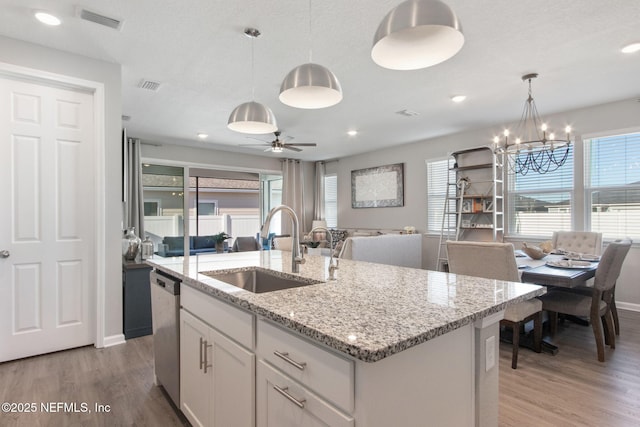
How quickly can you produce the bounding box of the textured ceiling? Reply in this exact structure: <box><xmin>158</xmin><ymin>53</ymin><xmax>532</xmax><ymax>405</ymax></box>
<box><xmin>1</xmin><ymin>0</ymin><xmax>639</xmax><ymax>161</ymax></box>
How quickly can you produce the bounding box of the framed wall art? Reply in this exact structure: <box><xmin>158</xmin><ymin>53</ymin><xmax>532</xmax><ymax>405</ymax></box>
<box><xmin>351</xmin><ymin>163</ymin><xmax>404</xmax><ymax>208</ymax></box>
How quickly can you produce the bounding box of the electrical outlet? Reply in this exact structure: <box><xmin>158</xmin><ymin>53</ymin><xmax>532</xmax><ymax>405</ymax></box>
<box><xmin>486</xmin><ymin>335</ymin><xmax>495</xmax><ymax>372</ymax></box>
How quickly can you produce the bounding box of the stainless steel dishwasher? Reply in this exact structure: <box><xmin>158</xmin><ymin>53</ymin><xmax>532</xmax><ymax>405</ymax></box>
<box><xmin>150</xmin><ymin>269</ymin><xmax>181</xmax><ymax>407</ymax></box>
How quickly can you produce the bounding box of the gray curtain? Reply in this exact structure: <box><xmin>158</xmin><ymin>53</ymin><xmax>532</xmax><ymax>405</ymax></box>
<box><xmin>125</xmin><ymin>136</ymin><xmax>145</xmax><ymax>240</ymax></box>
<box><xmin>313</xmin><ymin>161</ymin><xmax>325</xmax><ymax>221</ymax></box>
<box><xmin>281</xmin><ymin>159</ymin><xmax>305</xmax><ymax>235</ymax></box>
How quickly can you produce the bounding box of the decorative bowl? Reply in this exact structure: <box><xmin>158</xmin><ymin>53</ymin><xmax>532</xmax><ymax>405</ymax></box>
<box><xmin>522</xmin><ymin>243</ymin><xmax>548</xmax><ymax>260</ymax></box>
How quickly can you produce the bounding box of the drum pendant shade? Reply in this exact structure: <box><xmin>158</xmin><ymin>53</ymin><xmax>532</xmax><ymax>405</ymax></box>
<box><xmin>279</xmin><ymin>63</ymin><xmax>343</xmax><ymax>109</ymax></box>
<box><xmin>227</xmin><ymin>101</ymin><xmax>277</xmax><ymax>134</ymax></box>
<box><xmin>372</xmin><ymin>0</ymin><xmax>464</xmax><ymax>71</ymax></box>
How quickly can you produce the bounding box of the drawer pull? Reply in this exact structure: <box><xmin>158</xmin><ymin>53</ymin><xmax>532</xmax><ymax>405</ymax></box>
<box><xmin>273</xmin><ymin>385</ymin><xmax>306</xmax><ymax>409</ymax></box>
<box><xmin>274</xmin><ymin>351</ymin><xmax>306</xmax><ymax>370</ymax></box>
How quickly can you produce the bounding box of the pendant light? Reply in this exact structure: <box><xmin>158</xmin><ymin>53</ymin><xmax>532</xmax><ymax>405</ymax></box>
<box><xmin>371</xmin><ymin>0</ymin><xmax>464</xmax><ymax>70</ymax></box>
<box><xmin>279</xmin><ymin>0</ymin><xmax>342</xmax><ymax>109</ymax></box>
<box><xmin>228</xmin><ymin>28</ymin><xmax>278</xmax><ymax>134</ymax></box>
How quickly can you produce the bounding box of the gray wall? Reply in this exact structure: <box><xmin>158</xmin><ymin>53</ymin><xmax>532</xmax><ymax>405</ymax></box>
<box><xmin>0</xmin><ymin>35</ymin><xmax>123</xmax><ymax>339</ymax></box>
<box><xmin>335</xmin><ymin>98</ymin><xmax>640</xmax><ymax>308</ymax></box>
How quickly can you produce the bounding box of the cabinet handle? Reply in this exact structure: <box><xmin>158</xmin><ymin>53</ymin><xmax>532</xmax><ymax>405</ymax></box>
<box><xmin>203</xmin><ymin>340</ymin><xmax>213</xmax><ymax>374</ymax></box>
<box><xmin>273</xmin><ymin>385</ymin><xmax>306</xmax><ymax>409</ymax></box>
<box><xmin>274</xmin><ymin>351</ymin><xmax>306</xmax><ymax>371</ymax></box>
<box><xmin>199</xmin><ymin>337</ymin><xmax>204</xmax><ymax>370</ymax></box>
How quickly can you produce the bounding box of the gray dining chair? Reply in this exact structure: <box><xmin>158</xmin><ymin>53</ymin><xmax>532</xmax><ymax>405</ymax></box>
<box><xmin>551</xmin><ymin>231</ymin><xmax>603</xmax><ymax>256</ymax></box>
<box><xmin>560</xmin><ymin>238</ymin><xmax>631</xmax><ymax>336</ymax></box>
<box><xmin>447</xmin><ymin>241</ymin><xmax>543</xmax><ymax>369</ymax></box>
<box><xmin>539</xmin><ymin>239</ymin><xmax>632</xmax><ymax>362</ymax></box>
<box><xmin>231</xmin><ymin>236</ymin><xmax>261</xmax><ymax>252</ymax></box>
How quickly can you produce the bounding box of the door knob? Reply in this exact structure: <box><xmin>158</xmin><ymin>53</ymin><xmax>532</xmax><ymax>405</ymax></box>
<box><xmin>0</xmin><ymin>250</ymin><xmax>9</xmax><ymax>258</ymax></box>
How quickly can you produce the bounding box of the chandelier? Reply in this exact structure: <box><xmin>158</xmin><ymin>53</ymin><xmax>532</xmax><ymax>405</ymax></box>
<box><xmin>494</xmin><ymin>73</ymin><xmax>572</xmax><ymax>175</ymax></box>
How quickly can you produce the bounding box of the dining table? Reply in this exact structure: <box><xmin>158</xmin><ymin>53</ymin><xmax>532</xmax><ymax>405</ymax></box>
<box><xmin>514</xmin><ymin>251</ymin><xmax>600</xmax><ymax>354</ymax></box>
<box><xmin>517</xmin><ymin>252</ymin><xmax>599</xmax><ymax>288</ymax></box>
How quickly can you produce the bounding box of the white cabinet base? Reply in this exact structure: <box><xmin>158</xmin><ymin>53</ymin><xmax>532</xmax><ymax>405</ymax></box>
<box><xmin>354</xmin><ymin>324</ymin><xmax>475</xmax><ymax>427</ymax></box>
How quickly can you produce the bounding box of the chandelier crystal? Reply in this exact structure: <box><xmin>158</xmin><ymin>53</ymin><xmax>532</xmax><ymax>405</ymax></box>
<box><xmin>494</xmin><ymin>73</ymin><xmax>572</xmax><ymax>175</ymax></box>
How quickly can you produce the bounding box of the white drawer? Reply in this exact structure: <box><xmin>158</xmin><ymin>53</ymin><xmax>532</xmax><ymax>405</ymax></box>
<box><xmin>257</xmin><ymin>361</ymin><xmax>354</xmax><ymax>427</ymax></box>
<box><xmin>181</xmin><ymin>285</ymin><xmax>254</xmax><ymax>350</ymax></box>
<box><xmin>257</xmin><ymin>319</ymin><xmax>354</xmax><ymax>413</ymax></box>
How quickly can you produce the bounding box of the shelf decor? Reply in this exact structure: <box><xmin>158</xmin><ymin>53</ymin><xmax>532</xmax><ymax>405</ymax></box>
<box><xmin>351</xmin><ymin>163</ymin><xmax>404</xmax><ymax>208</ymax></box>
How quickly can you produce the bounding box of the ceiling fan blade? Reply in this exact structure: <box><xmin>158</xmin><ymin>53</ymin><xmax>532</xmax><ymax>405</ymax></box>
<box><xmin>283</xmin><ymin>145</ymin><xmax>302</xmax><ymax>152</ymax></box>
<box><xmin>264</xmin><ymin>148</ymin><xmax>273</xmax><ymax>152</ymax></box>
<box><xmin>285</xmin><ymin>143</ymin><xmax>317</xmax><ymax>147</ymax></box>
<box><xmin>239</xmin><ymin>143</ymin><xmax>270</xmax><ymax>147</ymax></box>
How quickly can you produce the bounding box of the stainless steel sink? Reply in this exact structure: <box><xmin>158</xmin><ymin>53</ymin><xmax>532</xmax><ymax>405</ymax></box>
<box><xmin>204</xmin><ymin>268</ymin><xmax>322</xmax><ymax>293</ymax></box>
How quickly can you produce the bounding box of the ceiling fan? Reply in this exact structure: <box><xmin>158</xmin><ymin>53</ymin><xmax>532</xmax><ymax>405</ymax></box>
<box><xmin>240</xmin><ymin>131</ymin><xmax>317</xmax><ymax>153</ymax></box>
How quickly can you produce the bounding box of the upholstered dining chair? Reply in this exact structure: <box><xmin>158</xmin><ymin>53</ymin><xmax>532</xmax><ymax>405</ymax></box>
<box><xmin>446</xmin><ymin>241</ymin><xmax>543</xmax><ymax>369</ymax></box>
<box><xmin>231</xmin><ymin>236</ymin><xmax>261</xmax><ymax>252</ymax></box>
<box><xmin>551</xmin><ymin>231</ymin><xmax>603</xmax><ymax>256</ymax></box>
<box><xmin>561</xmin><ymin>238</ymin><xmax>631</xmax><ymax>336</ymax></box>
<box><xmin>539</xmin><ymin>239</ymin><xmax>632</xmax><ymax>362</ymax></box>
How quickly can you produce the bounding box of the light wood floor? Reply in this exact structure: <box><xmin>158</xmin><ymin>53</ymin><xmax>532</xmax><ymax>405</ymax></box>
<box><xmin>499</xmin><ymin>309</ymin><xmax>640</xmax><ymax>426</ymax></box>
<box><xmin>0</xmin><ymin>336</ymin><xmax>188</xmax><ymax>427</ymax></box>
<box><xmin>1</xmin><ymin>310</ymin><xmax>639</xmax><ymax>426</ymax></box>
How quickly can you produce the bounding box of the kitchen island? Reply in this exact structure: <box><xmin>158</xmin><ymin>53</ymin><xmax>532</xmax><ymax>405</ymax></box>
<box><xmin>147</xmin><ymin>251</ymin><xmax>545</xmax><ymax>427</ymax></box>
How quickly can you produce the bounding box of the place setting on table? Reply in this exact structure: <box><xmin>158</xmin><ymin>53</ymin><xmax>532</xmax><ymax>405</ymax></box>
<box><xmin>516</xmin><ymin>242</ymin><xmax>600</xmax><ymax>289</ymax></box>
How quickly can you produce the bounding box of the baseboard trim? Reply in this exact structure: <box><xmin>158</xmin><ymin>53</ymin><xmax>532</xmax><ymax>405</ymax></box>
<box><xmin>617</xmin><ymin>302</ymin><xmax>640</xmax><ymax>313</ymax></box>
<box><xmin>101</xmin><ymin>334</ymin><xmax>126</xmax><ymax>348</ymax></box>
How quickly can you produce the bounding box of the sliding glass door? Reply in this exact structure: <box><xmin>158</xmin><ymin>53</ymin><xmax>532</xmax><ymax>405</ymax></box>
<box><xmin>141</xmin><ymin>164</ymin><xmax>185</xmax><ymax>257</ymax></box>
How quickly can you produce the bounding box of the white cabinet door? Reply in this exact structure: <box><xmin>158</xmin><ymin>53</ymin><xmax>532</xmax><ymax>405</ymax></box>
<box><xmin>211</xmin><ymin>328</ymin><xmax>255</xmax><ymax>427</ymax></box>
<box><xmin>257</xmin><ymin>361</ymin><xmax>353</xmax><ymax>427</ymax></box>
<box><xmin>180</xmin><ymin>309</ymin><xmax>212</xmax><ymax>427</ymax></box>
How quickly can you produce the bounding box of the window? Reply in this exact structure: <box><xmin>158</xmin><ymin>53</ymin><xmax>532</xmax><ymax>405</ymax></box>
<box><xmin>324</xmin><ymin>174</ymin><xmax>338</xmax><ymax>228</ymax></box>
<box><xmin>144</xmin><ymin>200</ymin><xmax>160</xmax><ymax>216</ymax></box>
<box><xmin>261</xmin><ymin>174</ymin><xmax>282</xmax><ymax>235</ymax></box>
<box><xmin>197</xmin><ymin>201</ymin><xmax>217</xmax><ymax>216</ymax></box>
<box><xmin>585</xmin><ymin>132</ymin><xmax>640</xmax><ymax>240</ymax></box>
<box><xmin>507</xmin><ymin>151</ymin><xmax>574</xmax><ymax>237</ymax></box>
<box><xmin>426</xmin><ymin>158</ymin><xmax>454</xmax><ymax>234</ymax></box>
<box><xmin>142</xmin><ymin>164</ymin><xmax>184</xmax><ymax>239</ymax></box>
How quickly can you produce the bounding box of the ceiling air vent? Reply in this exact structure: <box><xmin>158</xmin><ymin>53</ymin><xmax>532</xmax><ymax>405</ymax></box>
<box><xmin>138</xmin><ymin>79</ymin><xmax>161</xmax><ymax>92</ymax></box>
<box><xmin>396</xmin><ymin>109</ymin><xmax>420</xmax><ymax>117</ymax></box>
<box><xmin>77</xmin><ymin>7</ymin><xmax>123</xmax><ymax>31</ymax></box>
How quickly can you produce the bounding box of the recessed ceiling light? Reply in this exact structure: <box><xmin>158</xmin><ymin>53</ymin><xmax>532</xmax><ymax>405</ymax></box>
<box><xmin>621</xmin><ymin>42</ymin><xmax>640</xmax><ymax>54</ymax></box>
<box><xmin>197</xmin><ymin>133</ymin><xmax>208</xmax><ymax>139</ymax></box>
<box><xmin>347</xmin><ymin>130</ymin><xmax>358</xmax><ymax>136</ymax></box>
<box><xmin>34</xmin><ymin>11</ymin><xmax>61</xmax><ymax>26</ymax></box>
<box><xmin>451</xmin><ymin>95</ymin><xmax>466</xmax><ymax>103</ymax></box>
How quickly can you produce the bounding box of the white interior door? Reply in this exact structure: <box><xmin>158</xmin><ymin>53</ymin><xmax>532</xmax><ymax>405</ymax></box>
<box><xmin>0</xmin><ymin>76</ymin><xmax>95</xmax><ymax>362</ymax></box>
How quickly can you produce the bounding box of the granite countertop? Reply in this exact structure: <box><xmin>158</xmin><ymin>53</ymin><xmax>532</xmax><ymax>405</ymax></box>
<box><xmin>147</xmin><ymin>251</ymin><xmax>545</xmax><ymax>363</ymax></box>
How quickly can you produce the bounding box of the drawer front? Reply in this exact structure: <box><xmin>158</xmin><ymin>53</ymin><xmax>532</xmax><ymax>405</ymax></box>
<box><xmin>257</xmin><ymin>320</ymin><xmax>354</xmax><ymax>413</ymax></box>
<box><xmin>257</xmin><ymin>361</ymin><xmax>354</xmax><ymax>427</ymax></box>
<box><xmin>181</xmin><ymin>285</ymin><xmax>254</xmax><ymax>350</ymax></box>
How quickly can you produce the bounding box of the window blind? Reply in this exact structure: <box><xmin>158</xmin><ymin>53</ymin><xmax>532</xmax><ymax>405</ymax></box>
<box><xmin>507</xmin><ymin>150</ymin><xmax>574</xmax><ymax>237</ymax></box>
<box><xmin>324</xmin><ymin>174</ymin><xmax>338</xmax><ymax>228</ymax></box>
<box><xmin>426</xmin><ymin>158</ymin><xmax>454</xmax><ymax>234</ymax></box>
<box><xmin>585</xmin><ymin>132</ymin><xmax>640</xmax><ymax>240</ymax></box>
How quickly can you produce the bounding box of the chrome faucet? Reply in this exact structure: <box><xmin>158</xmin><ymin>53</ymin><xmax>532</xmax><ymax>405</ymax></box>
<box><xmin>305</xmin><ymin>226</ymin><xmax>339</xmax><ymax>280</ymax></box>
<box><xmin>261</xmin><ymin>205</ymin><xmax>305</xmax><ymax>273</ymax></box>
